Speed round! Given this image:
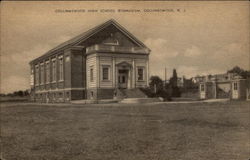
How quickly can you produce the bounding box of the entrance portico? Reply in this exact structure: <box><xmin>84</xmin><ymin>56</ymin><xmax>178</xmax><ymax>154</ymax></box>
<box><xmin>116</xmin><ymin>61</ymin><xmax>132</xmax><ymax>89</ymax></box>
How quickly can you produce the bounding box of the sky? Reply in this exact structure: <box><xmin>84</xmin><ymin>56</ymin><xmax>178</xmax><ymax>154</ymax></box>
<box><xmin>1</xmin><ymin>1</ymin><xmax>249</xmax><ymax>94</ymax></box>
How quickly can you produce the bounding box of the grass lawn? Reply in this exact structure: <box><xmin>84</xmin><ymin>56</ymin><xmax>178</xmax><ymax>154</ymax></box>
<box><xmin>1</xmin><ymin>101</ymin><xmax>250</xmax><ymax>160</ymax></box>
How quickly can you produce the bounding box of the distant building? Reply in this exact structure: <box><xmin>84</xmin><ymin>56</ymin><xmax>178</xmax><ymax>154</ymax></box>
<box><xmin>29</xmin><ymin>19</ymin><xmax>150</xmax><ymax>103</ymax></box>
<box><xmin>246</xmin><ymin>77</ymin><xmax>250</xmax><ymax>101</ymax></box>
<box><xmin>199</xmin><ymin>72</ymin><xmax>250</xmax><ymax>100</ymax></box>
<box><xmin>192</xmin><ymin>76</ymin><xmax>206</xmax><ymax>84</ymax></box>
<box><xmin>176</xmin><ymin>77</ymin><xmax>197</xmax><ymax>90</ymax></box>
<box><xmin>177</xmin><ymin>77</ymin><xmax>184</xmax><ymax>88</ymax></box>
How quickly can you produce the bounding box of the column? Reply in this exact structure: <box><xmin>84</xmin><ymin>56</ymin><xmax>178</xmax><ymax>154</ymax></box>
<box><xmin>213</xmin><ymin>81</ymin><xmax>217</xmax><ymax>99</ymax></box>
<box><xmin>132</xmin><ymin>59</ymin><xmax>135</xmax><ymax>88</ymax></box>
<box><xmin>112</xmin><ymin>57</ymin><xmax>116</xmax><ymax>88</ymax></box>
<box><xmin>43</xmin><ymin>60</ymin><xmax>46</xmax><ymax>89</ymax></box>
<box><xmin>128</xmin><ymin>68</ymin><xmax>131</xmax><ymax>89</ymax></box>
<box><xmin>56</xmin><ymin>54</ymin><xmax>58</xmax><ymax>89</ymax></box>
<box><xmin>146</xmin><ymin>57</ymin><xmax>149</xmax><ymax>87</ymax></box>
<box><xmin>96</xmin><ymin>56</ymin><xmax>99</xmax><ymax>88</ymax></box>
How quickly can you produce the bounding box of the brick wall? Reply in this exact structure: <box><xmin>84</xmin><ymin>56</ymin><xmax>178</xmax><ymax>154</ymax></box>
<box><xmin>71</xmin><ymin>50</ymin><xmax>85</xmax><ymax>88</ymax></box>
<box><xmin>71</xmin><ymin>90</ymin><xmax>86</xmax><ymax>100</ymax></box>
<box><xmin>97</xmin><ymin>88</ymin><xmax>114</xmax><ymax>99</ymax></box>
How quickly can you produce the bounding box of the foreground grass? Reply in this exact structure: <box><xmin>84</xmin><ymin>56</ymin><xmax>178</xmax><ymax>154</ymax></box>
<box><xmin>1</xmin><ymin>101</ymin><xmax>250</xmax><ymax>160</ymax></box>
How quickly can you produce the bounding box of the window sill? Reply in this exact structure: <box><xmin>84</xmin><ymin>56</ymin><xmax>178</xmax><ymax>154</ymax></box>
<box><xmin>58</xmin><ymin>80</ymin><xmax>64</xmax><ymax>82</ymax></box>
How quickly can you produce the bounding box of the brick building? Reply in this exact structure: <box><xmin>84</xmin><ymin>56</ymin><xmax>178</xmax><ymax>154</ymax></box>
<box><xmin>29</xmin><ymin>19</ymin><xmax>150</xmax><ymax>102</ymax></box>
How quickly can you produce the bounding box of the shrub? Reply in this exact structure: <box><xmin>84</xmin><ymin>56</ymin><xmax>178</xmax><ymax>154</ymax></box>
<box><xmin>140</xmin><ymin>87</ymin><xmax>171</xmax><ymax>101</ymax></box>
<box><xmin>140</xmin><ymin>87</ymin><xmax>155</xmax><ymax>98</ymax></box>
<box><xmin>157</xmin><ymin>89</ymin><xmax>172</xmax><ymax>101</ymax></box>
<box><xmin>171</xmin><ymin>86</ymin><xmax>181</xmax><ymax>97</ymax></box>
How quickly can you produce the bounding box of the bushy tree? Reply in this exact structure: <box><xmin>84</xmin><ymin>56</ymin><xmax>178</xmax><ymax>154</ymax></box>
<box><xmin>0</xmin><ymin>93</ymin><xmax>6</xmax><ymax>97</ymax></box>
<box><xmin>149</xmin><ymin>76</ymin><xmax>163</xmax><ymax>93</ymax></box>
<box><xmin>227</xmin><ymin>66</ymin><xmax>250</xmax><ymax>78</ymax></box>
<box><xmin>11</xmin><ymin>90</ymin><xmax>30</xmax><ymax>97</ymax></box>
<box><xmin>140</xmin><ymin>76</ymin><xmax>171</xmax><ymax>101</ymax></box>
<box><xmin>24</xmin><ymin>90</ymin><xmax>30</xmax><ymax>96</ymax></box>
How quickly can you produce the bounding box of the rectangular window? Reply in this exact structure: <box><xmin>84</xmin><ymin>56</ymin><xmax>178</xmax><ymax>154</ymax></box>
<box><xmin>40</xmin><ymin>63</ymin><xmax>44</xmax><ymax>84</ymax></box>
<box><xmin>200</xmin><ymin>84</ymin><xmax>205</xmax><ymax>91</ymax></box>
<box><xmin>233</xmin><ymin>82</ymin><xmax>238</xmax><ymax>90</ymax></box>
<box><xmin>52</xmin><ymin>59</ymin><xmax>56</xmax><ymax>82</ymax></box>
<box><xmin>30</xmin><ymin>67</ymin><xmax>34</xmax><ymax>86</ymax></box>
<box><xmin>59</xmin><ymin>57</ymin><xmax>64</xmax><ymax>81</ymax></box>
<box><xmin>35</xmin><ymin>65</ymin><xmax>39</xmax><ymax>85</ymax></box>
<box><xmin>31</xmin><ymin>68</ymin><xmax>34</xmax><ymax>74</ymax></box>
<box><xmin>46</xmin><ymin>61</ymin><xmax>50</xmax><ymax>83</ymax></box>
<box><xmin>102</xmin><ymin>65</ymin><xmax>110</xmax><ymax>81</ymax></box>
<box><xmin>90</xmin><ymin>67</ymin><xmax>94</xmax><ymax>82</ymax></box>
<box><xmin>137</xmin><ymin>67</ymin><xmax>144</xmax><ymax>81</ymax></box>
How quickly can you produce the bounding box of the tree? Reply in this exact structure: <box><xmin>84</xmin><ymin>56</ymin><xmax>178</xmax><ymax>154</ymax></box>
<box><xmin>169</xmin><ymin>69</ymin><xmax>178</xmax><ymax>87</ymax></box>
<box><xmin>17</xmin><ymin>90</ymin><xmax>24</xmax><ymax>97</ymax></box>
<box><xmin>0</xmin><ymin>93</ymin><xmax>6</xmax><ymax>97</ymax></box>
<box><xmin>149</xmin><ymin>76</ymin><xmax>163</xmax><ymax>93</ymax></box>
<box><xmin>24</xmin><ymin>90</ymin><xmax>30</xmax><ymax>96</ymax></box>
<box><xmin>12</xmin><ymin>90</ymin><xmax>26</xmax><ymax>97</ymax></box>
<box><xmin>142</xmin><ymin>76</ymin><xmax>171</xmax><ymax>101</ymax></box>
<box><xmin>227</xmin><ymin>66</ymin><xmax>250</xmax><ymax>79</ymax></box>
<box><xmin>169</xmin><ymin>69</ymin><xmax>181</xmax><ymax>97</ymax></box>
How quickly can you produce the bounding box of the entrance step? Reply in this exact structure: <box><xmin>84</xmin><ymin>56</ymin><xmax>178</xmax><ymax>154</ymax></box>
<box><xmin>120</xmin><ymin>98</ymin><xmax>162</xmax><ymax>104</ymax></box>
<box><xmin>116</xmin><ymin>88</ymin><xmax>147</xmax><ymax>99</ymax></box>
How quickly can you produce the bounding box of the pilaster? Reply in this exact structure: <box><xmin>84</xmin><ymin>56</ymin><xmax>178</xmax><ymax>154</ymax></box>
<box><xmin>96</xmin><ymin>55</ymin><xmax>100</xmax><ymax>88</ymax></box>
<box><xmin>132</xmin><ymin>59</ymin><xmax>135</xmax><ymax>88</ymax></box>
<box><xmin>112</xmin><ymin>57</ymin><xmax>116</xmax><ymax>88</ymax></box>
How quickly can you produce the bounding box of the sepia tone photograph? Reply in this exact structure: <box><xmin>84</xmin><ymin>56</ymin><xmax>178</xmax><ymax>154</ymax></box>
<box><xmin>0</xmin><ymin>1</ymin><xmax>250</xmax><ymax>160</ymax></box>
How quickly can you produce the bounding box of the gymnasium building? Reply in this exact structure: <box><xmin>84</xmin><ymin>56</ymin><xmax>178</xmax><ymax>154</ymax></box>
<box><xmin>29</xmin><ymin>19</ymin><xmax>150</xmax><ymax>102</ymax></box>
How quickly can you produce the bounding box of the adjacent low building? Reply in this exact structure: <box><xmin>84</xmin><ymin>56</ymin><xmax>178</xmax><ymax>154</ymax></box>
<box><xmin>199</xmin><ymin>73</ymin><xmax>250</xmax><ymax>100</ymax></box>
<box><xmin>29</xmin><ymin>19</ymin><xmax>150</xmax><ymax>102</ymax></box>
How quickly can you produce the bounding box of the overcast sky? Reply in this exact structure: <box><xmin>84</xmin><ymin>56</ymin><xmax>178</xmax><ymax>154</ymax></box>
<box><xmin>1</xmin><ymin>1</ymin><xmax>249</xmax><ymax>93</ymax></box>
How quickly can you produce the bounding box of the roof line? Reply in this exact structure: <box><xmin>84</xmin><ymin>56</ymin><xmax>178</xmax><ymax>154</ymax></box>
<box><xmin>30</xmin><ymin>19</ymin><xmax>150</xmax><ymax>64</ymax></box>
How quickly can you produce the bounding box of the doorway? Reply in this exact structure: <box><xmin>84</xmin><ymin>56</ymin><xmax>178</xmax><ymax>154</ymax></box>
<box><xmin>232</xmin><ymin>82</ymin><xmax>239</xmax><ymax>99</ymax></box>
<box><xmin>118</xmin><ymin>69</ymin><xmax>128</xmax><ymax>89</ymax></box>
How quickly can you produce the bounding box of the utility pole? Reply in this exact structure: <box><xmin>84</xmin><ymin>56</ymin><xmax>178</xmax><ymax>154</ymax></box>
<box><xmin>165</xmin><ymin>67</ymin><xmax>167</xmax><ymax>87</ymax></box>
